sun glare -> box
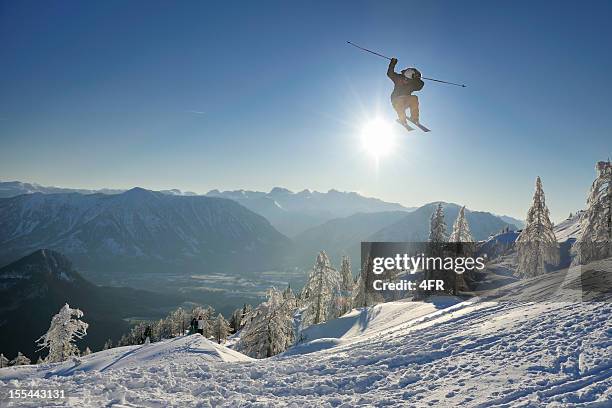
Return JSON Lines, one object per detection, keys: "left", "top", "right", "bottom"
{"left": 361, "top": 118, "right": 395, "bottom": 159}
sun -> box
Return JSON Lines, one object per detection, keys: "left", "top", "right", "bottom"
{"left": 361, "top": 118, "right": 395, "bottom": 159}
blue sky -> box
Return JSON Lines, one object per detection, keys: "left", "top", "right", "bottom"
{"left": 1, "top": 0, "right": 611, "bottom": 221}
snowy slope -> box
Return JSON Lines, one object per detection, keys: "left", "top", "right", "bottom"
{"left": 1, "top": 262, "right": 610, "bottom": 407}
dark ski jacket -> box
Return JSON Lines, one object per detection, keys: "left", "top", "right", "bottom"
{"left": 387, "top": 59, "right": 424, "bottom": 99}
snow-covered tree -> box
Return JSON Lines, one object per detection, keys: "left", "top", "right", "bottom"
{"left": 36, "top": 303, "right": 88, "bottom": 363}
{"left": 213, "top": 313, "right": 230, "bottom": 344}
{"left": 449, "top": 206, "right": 474, "bottom": 242}
{"left": 283, "top": 284, "right": 297, "bottom": 308}
{"left": 516, "top": 177, "right": 559, "bottom": 277}
{"left": 339, "top": 255, "right": 353, "bottom": 314}
{"left": 573, "top": 161, "right": 612, "bottom": 264}
{"left": 82, "top": 347, "right": 91, "bottom": 356}
{"left": 10, "top": 352, "right": 31, "bottom": 366}
{"left": 300, "top": 251, "right": 343, "bottom": 327}
{"left": 167, "top": 307, "right": 189, "bottom": 336}
{"left": 240, "top": 304, "right": 254, "bottom": 330}
{"left": 229, "top": 309, "right": 241, "bottom": 333}
{"left": 0, "top": 353, "right": 9, "bottom": 368}
{"left": 237, "top": 288, "right": 295, "bottom": 358}
{"left": 103, "top": 339, "right": 113, "bottom": 350}
{"left": 429, "top": 203, "right": 448, "bottom": 243}
{"left": 353, "top": 255, "right": 385, "bottom": 308}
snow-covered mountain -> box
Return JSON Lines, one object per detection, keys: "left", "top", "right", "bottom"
{"left": 369, "top": 202, "right": 516, "bottom": 242}
{"left": 206, "top": 187, "right": 414, "bottom": 237}
{"left": 0, "top": 180, "right": 197, "bottom": 198}
{"left": 0, "top": 188, "right": 290, "bottom": 279}
{"left": 0, "top": 249, "right": 182, "bottom": 361}
{"left": 287, "top": 203, "right": 517, "bottom": 271}
{"left": 2, "top": 261, "right": 610, "bottom": 406}
{"left": 0, "top": 180, "right": 124, "bottom": 197}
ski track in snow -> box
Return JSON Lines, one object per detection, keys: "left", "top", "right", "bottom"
{"left": 1, "top": 295, "right": 610, "bottom": 408}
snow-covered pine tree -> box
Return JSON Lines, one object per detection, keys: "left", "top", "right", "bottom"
{"left": 36, "top": 356, "right": 44, "bottom": 365}
{"left": 168, "top": 307, "right": 189, "bottom": 336}
{"left": 516, "top": 177, "right": 559, "bottom": 277}
{"left": 240, "top": 304, "right": 254, "bottom": 330}
{"left": 213, "top": 313, "right": 230, "bottom": 344}
{"left": 339, "top": 255, "right": 353, "bottom": 314}
{"left": 573, "top": 161, "right": 612, "bottom": 264}
{"left": 352, "top": 255, "right": 385, "bottom": 308}
{"left": 447, "top": 206, "right": 475, "bottom": 293}
{"left": 0, "top": 353, "right": 9, "bottom": 368}
{"left": 429, "top": 203, "right": 448, "bottom": 243}
{"left": 237, "top": 288, "right": 295, "bottom": 358}
{"left": 82, "top": 347, "right": 91, "bottom": 356}
{"left": 103, "top": 339, "right": 113, "bottom": 350}
{"left": 300, "top": 251, "right": 343, "bottom": 327}
{"left": 36, "top": 303, "right": 88, "bottom": 363}
{"left": 449, "top": 206, "right": 474, "bottom": 242}
{"left": 10, "top": 352, "right": 31, "bottom": 366}
{"left": 229, "top": 308, "right": 242, "bottom": 333}
{"left": 283, "top": 285, "right": 297, "bottom": 309}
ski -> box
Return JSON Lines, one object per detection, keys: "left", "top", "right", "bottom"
{"left": 407, "top": 118, "right": 430, "bottom": 132}
{"left": 396, "top": 119, "right": 415, "bottom": 132}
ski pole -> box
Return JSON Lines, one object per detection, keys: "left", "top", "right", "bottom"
{"left": 346, "top": 41, "right": 467, "bottom": 88}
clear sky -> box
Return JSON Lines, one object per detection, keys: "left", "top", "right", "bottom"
{"left": 1, "top": 0, "right": 611, "bottom": 221}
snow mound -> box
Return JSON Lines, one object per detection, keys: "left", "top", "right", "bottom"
{"left": 0, "top": 335, "right": 251, "bottom": 382}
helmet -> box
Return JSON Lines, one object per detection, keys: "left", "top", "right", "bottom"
{"left": 401, "top": 68, "right": 420, "bottom": 79}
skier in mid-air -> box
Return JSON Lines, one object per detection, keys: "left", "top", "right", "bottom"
{"left": 387, "top": 57, "right": 424, "bottom": 129}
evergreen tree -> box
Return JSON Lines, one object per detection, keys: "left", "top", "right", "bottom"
{"left": 339, "top": 255, "right": 353, "bottom": 314}
{"left": 168, "top": 307, "right": 189, "bottom": 336}
{"left": 429, "top": 203, "right": 448, "bottom": 242}
{"left": 240, "top": 304, "right": 254, "bottom": 330}
{"left": 516, "top": 177, "right": 559, "bottom": 277}
{"left": 10, "top": 352, "right": 31, "bottom": 366}
{"left": 213, "top": 313, "right": 231, "bottom": 344}
{"left": 573, "top": 161, "right": 612, "bottom": 264}
{"left": 36, "top": 303, "right": 88, "bottom": 363}
{"left": 82, "top": 347, "right": 92, "bottom": 356}
{"left": 237, "top": 288, "right": 295, "bottom": 358}
{"left": 352, "top": 255, "right": 385, "bottom": 308}
{"left": 449, "top": 206, "right": 474, "bottom": 242}
{"left": 0, "top": 353, "right": 9, "bottom": 368}
{"left": 103, "top": 339, "right": 113, "bottom": 350}
{"left": 282, "top": 284, "right": 298, "bottom": 310}
{"left": 300, "top": 251, "right": 343, "bottom": 327}
{"left": 229, "top": 308, "right": 242, "bottom": 333}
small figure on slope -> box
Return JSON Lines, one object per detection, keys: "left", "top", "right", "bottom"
{"left": 387, "top": 58, "right": 424, "bottom": 129}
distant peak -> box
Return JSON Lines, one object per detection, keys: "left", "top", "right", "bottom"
{"left": 124, "top": 187, "right": 154, "bottom": 196}
{"left": 10, "top": 249, "right": 76, "bottom": 281}
{"left": 269, "top": 187, "right": 292, "bottom": 195}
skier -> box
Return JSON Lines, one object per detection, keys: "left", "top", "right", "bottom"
{"left": 197, "top": 317, "right": 205, "bottom": 336}
{"left": 190, "top": 317, "right": 197, "bottom": 334}
{"left": 387, "top": 57, "right": 424, "bottom": 127}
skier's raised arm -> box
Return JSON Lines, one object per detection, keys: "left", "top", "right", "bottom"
{"left": 387, "top": 57, "right": 399, "bottom": 79}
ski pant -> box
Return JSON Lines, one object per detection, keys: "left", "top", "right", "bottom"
{"left": 392, "top": 95, "right": 419, "bottom": 123}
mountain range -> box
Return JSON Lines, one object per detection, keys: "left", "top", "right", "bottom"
{"left": 0, "top": 182, "right": 521, "bottom": 285}
{"left": 291, "top": 202, "right": 517, "bottom": 269}
{"left": 205, "top": 187, "right": 413, "bottom": 237}
{"left": 0, "top": 188, "right": 290, "bottom": 281}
